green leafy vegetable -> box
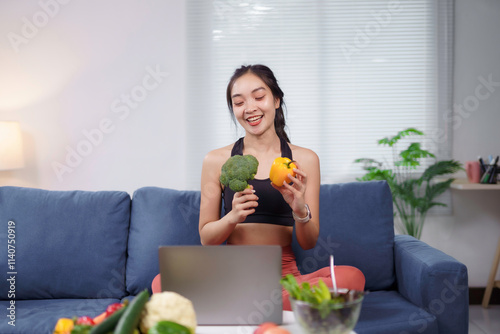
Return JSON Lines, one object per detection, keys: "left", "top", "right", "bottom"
{"left": 281, "top": 274, "right": 365, "bottom": 320}
{"left": 281, "top": 275, "right": 334, "bottom": 305}
{"left": 148, "top": 320, "right": 191, "bottom": 334}
{"left": 71, "top": 324, "right": 93, "bottom": 334}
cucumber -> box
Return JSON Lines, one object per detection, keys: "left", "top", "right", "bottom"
{"left": 148, "top": 320, "right": 191, "bottom": 334}
{"left": 89, "top": 305, "right": 127, "bottom": 334}
{"left": 114, "top": 289, "right": 150, "bottom": 334}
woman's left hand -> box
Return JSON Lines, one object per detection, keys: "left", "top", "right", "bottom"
{"left": 271, "top": 162, "right": 307, "bottom": 217}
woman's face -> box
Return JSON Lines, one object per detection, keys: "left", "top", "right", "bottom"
{"left": 230, "top": 72, "right": 280, "bottom": 136}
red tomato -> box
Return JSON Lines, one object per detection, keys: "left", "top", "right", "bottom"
{"left": 76, "top": 316, "right": 95, "bottom": 326}
{"left": 105, "top": 303, "right": 123, "bottom": 316}
{"left": 264, "top": 327, "right": 291, "bottom": 334}
{"left": 254, "top": 322, "right": 277, "bottom": 334}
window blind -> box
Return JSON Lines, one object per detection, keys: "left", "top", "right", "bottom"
{"left": 185, "top": 0, "right": 453, "bottom": 206}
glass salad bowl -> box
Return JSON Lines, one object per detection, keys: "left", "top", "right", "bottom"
{"left": 289, "top": 289, "right": 365, "bottom": 334}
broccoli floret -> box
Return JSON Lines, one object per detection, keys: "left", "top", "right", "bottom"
{"left": 220, "top": 154, "right": 259, "bottom": 192}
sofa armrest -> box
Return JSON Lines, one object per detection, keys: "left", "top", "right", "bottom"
{"left": 394, "top": 234, "right": 469, "bottom": 334}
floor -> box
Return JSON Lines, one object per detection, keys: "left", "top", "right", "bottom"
{"left": 469, "top": 305, "right": 500, "bottom": 333}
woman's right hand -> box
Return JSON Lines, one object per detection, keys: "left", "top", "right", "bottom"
{"left": 229, "top": 186, "right": 258, "bottom": 224}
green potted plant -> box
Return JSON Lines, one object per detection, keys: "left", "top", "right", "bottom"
{"left": 354, "top": 128, "right": 462, "bottom": 240}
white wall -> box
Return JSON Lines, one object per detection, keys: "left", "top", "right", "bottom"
{"left": 1, "top": 0, "right": 499, "bottom": 287}
{"left": 421, "top": 0, "right": 500, "bottom": 287}
{"left": 0, "top": 0, "right": 187, "bottom": 193}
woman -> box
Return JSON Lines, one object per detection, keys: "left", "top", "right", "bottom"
{"left": 155, "top": 64, "right": 365, "bottom": 310}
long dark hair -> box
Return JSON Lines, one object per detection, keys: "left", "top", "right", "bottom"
{"left": 226, "top": 64, "right": 290, "bottom": 143}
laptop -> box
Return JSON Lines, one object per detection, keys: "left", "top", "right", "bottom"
{"left": 158, "top": 245, "right": 283, "bottom": 325}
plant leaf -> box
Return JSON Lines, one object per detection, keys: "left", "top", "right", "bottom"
{"left": 394, "top": 159, "right": 420, "bottom": 168}
{"left": 422, "top": 160, "right": 463, "bottom": 181}
{"left": 378, "top": 128, "right": 423, "bottom": 147}
{"left": 354, "top": 158, "right": 383, "bottom": 171}
{"left": 392, "top": 179, "right": 425, "bottom": 209}
{"left": 397, "top": 143, "right": 436, "bottom": 168}
{"left": 357, "top": 169, "right": 395, "bottom": 183}
{"left": 425, "top": 179, "right": 454, "bottom": 201}
{"left": 354, "top": 128, "right": 463, "bottom": 240}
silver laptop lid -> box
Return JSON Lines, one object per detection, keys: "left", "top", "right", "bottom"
{"left": 158, "top": 245, "right": 283, "bottom": 325}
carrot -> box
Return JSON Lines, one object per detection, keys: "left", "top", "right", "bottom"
{"left": 92, "top": 311, "right": 107, "bottom": 325}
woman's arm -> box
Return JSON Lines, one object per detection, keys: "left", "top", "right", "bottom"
{"left": 274, "top": 148, "right": 321, "bottom": 250}
{"left": 198, "top": 149, "right": 259, "bottom": 245}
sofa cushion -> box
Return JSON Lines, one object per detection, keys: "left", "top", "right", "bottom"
{"left": 355, "top": 290, "right": 438, "bottom": 334}
{"left": 292, "top": 181, "right": 395, "bottom": 291}
{"left": 127, "top": 187, "right": 202, "bottom": 295}
{"left": 0, "top": 298, "right": 121, "bottom": 334}
{"left": 0, "top": 186, "right": 130, "bottom": 300}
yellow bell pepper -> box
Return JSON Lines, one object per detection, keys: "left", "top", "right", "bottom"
{"left": 53, "top": 318, "right": 74, "bottom": 334}
{"left": 269, "top": 157, "right": 297, "bottom": 186}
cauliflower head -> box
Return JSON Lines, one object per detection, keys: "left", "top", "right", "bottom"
{"left": 220, "top": 154, "right": 259, "bottom": 192}
{"left": 140, "top": 291, "right": 197, "bottom": 334}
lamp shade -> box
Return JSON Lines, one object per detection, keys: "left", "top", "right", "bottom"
{"left": 0, "top": 121, "right": 25, "bottom": 171}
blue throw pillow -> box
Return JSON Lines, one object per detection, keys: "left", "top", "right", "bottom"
{"left": 292, "top": 181, "right": 395, "bottom": 291}
{"left": 126, "top": 187, "right": 202, "bottom": 295}
{"left": 0, "top": 186, "right": 130, "bottom": 300}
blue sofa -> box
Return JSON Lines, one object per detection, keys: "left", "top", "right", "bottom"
{"left": 0, "top": 181, "right": 468, "bottom": 334}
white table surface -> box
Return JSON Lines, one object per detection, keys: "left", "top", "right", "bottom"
{"left": 196, "top": 311, "right": 356, "bottom": 334}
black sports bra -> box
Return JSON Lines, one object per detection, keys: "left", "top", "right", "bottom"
{"left": 222, "top": 137, "right": 294, "bottom": 226}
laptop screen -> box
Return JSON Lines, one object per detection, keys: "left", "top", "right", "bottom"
{"left": 158, "top": 245, "right": 283, "bottom": 325}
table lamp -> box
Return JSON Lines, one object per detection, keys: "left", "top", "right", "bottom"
{"left": 0, "top": 121, "right": 25, "bottom": 171}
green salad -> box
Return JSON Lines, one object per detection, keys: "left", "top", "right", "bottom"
{"left": 280, "top": 274, "right": 364, "bottom": 320}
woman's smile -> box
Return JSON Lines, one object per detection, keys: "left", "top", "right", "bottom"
{"left": 230, "top": 72, "right": 280, "bottom": 135}
{"left": 246, "top": 115, "right": 263, "bottom": 126}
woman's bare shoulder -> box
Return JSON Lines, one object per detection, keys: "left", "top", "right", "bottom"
{"left": 289, "top": 143, "right": 319, "bottom": 163}
{"left": 203, "top": 144, "right": 233, "bottom": 169}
